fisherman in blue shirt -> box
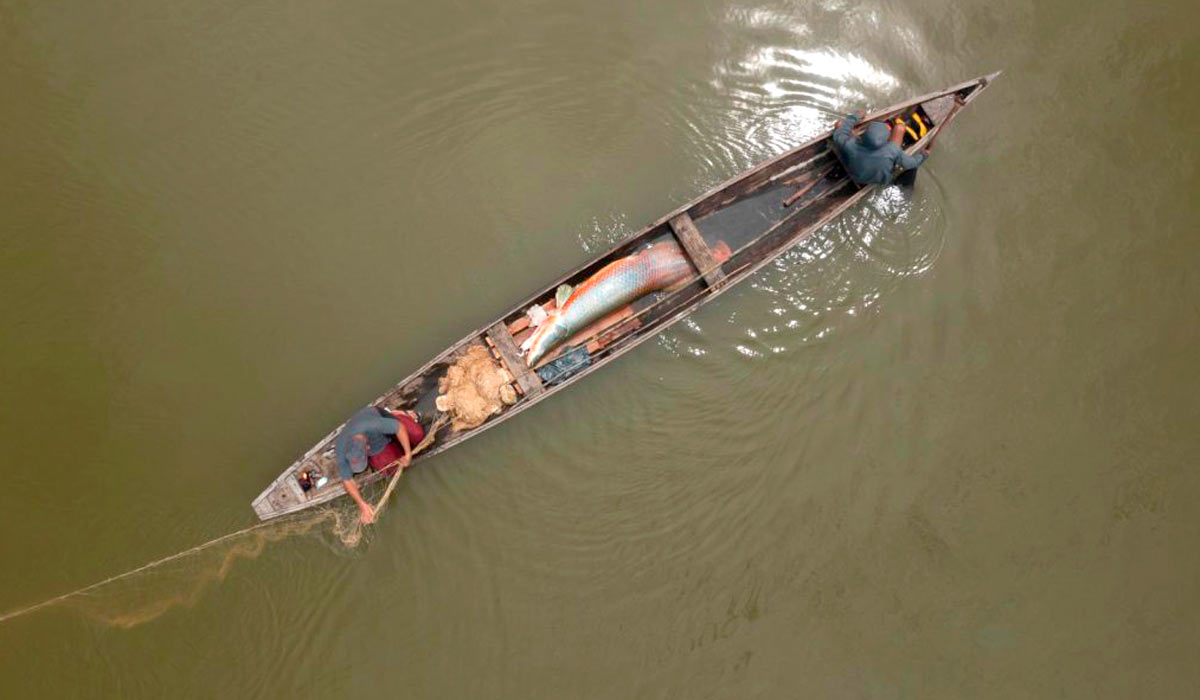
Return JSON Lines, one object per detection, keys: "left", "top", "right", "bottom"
{"left": 831, "top": 109, "right": 931, "bottom": 186}
{"left": 335, "top": 405, "right": 425, "bottom": 524}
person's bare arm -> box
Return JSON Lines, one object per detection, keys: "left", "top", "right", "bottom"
{"left": 343, "top": 479, "right": 375, "bottom": 524}
{"left": 395, "top": 423, "right": 412, "bottom": 468}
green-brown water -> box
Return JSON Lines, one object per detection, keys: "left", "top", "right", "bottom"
{"left": 2, "top": 0, "right": 1198, "bottom": 696}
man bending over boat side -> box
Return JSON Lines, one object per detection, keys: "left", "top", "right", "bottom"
{"left": 335, "top": 406, "right": 426, "bottom": 524}
{"left": 832, "top": 109, "right": 931, "bottom": 186}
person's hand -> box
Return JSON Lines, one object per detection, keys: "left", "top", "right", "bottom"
{"left": 358, "top": 505, "right": 376, "bottom": 525}
{"left": 398, "top": 454, "right": 411, "bottom": 469}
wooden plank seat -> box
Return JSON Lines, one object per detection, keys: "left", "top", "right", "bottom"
{"left": 485, "top": 322, "right": 545, "bottom": 398}
{"left": 668, "top": 212, "right": 727, "bottom": 289}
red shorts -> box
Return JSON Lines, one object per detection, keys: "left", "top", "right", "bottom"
{"left": 368, "top": 413, "right": 426, "bottom": 473}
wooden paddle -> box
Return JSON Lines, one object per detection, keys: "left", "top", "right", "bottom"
{"left": 369, "top": 414, "right": 449, "bottom": 520}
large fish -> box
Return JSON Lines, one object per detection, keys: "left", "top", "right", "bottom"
{"left": 522, "top": 239, "right": 732, "bottom": 366}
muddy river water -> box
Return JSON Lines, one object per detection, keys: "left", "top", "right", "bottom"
{"left": 1, "top": 0, "right": 1197, "bottom": 696}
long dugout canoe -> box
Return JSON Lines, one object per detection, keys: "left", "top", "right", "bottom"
{"left": 253, "top": 72, "right": 1000, "bottom": 520}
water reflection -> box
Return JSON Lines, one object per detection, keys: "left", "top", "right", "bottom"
{"left": 679, "top": 5, "right": 905, "bottom": 182}
{"left": 577, "top": 212, "right": 633, "bottom": 254}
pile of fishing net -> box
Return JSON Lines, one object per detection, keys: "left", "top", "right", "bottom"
{"left": 435, "top": 345, "right": 517, "bottom": 431}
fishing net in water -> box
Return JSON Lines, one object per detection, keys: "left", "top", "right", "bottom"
{"left": 0, "top": 504, "right": 368, "bottom": 629}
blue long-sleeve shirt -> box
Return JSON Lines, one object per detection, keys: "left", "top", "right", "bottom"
{"left": 831, "top": 114, "right": 926, "bottom": 186}
{"left": 334, "top": 406, "right": 400, "bottom": 480}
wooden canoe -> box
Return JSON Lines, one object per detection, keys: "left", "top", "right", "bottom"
{"left": 252, "top": 72, "right": 999, "bottom": 521}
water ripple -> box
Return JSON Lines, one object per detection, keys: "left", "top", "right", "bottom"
{"left": 701, "top": 181, "right": 948, "bottom": 359}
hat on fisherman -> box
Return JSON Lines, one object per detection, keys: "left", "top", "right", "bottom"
{"left": 345, "top": 434, "right": 369, "bottom": 474}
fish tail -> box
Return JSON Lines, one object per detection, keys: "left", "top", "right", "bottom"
{"left": 522, "top": 311, "right": 556, "bottom": 355}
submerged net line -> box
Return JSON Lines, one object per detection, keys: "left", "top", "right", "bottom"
{"left": 0, "top": 411, "right": 449, "bottom": 626}
{"left": 0, "top": 436, "right": 443, "bottom": 628}
{"left": 0, "top": 405, "right": 444, "bottom": 626}
{"left": 0, "top": 506, "right": 367, "bottom": 626}
{"left": 0, "top": 519, "right": 290, "bottom": 624}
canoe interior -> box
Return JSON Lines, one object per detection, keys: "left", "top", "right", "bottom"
{"left": 252, "top": 73, "right": 997, "bottom": 520}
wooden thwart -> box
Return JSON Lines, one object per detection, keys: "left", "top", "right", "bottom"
{"left": 668, "top": 213, "right": 727, "bottom": 289}
{"left": 486, "top": 322, "right": 545, "bottom": 397}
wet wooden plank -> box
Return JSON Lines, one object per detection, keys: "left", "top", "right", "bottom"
{"left": 486, "top": 322, "right": 545, "bottom": 397}
{"left": 669, "top": 212, "right": 727, "bottom": 289}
